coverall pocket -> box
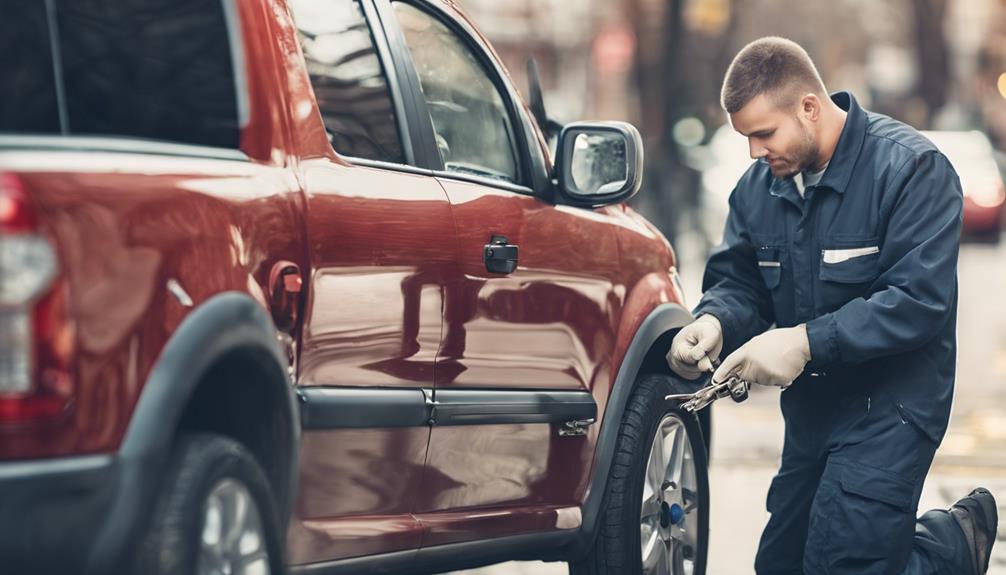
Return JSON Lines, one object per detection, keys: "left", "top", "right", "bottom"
{"left": 819, "top": 242, "right": 880, "bottom": 284}
{"left": 806, "top": 461, "right": 917, "bottom": 573}
{"left": 756, "top": 247, "right": 783, "bottom": 289}
{"left": 837, "top": 462, "right": 913, "bottom": 512}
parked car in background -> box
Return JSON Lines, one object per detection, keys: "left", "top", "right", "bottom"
{"left": 0, "top": 1, "right": 711, "bottom": 574}
{"left": 922, "top": 130, "right": 1006, "bottom": 242}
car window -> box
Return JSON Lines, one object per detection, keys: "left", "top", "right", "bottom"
{"left": 0, "top": 0, "right": 242, "bottom": 149}
{"left": 392, "top": 3, "right": 520, "bottom": 184}
{"left": 0, "top": 2, "right": 60, "bottom": 134}
{"left": 289, "top": 0, "right": 405, "bottom": 164}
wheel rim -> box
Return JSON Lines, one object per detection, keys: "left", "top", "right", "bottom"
{"left": 640, "top": 413, "right": 699, "bottom": 575}
{"left": 197, "top": 478, "right": 271, "bottom": 575}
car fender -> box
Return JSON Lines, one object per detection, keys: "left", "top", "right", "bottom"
{"left": 570, "top": 286, "right": 695, "bottom": 557}
{"left": 86, "top": 292, "right": 299, "bottom": 573}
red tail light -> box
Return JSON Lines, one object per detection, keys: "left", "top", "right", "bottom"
{"left": 0, "top": 173, "right": 74, "bottom": 423}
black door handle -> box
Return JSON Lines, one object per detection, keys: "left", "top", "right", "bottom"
{"left": 483, "top": 235, "right": 518, "bottom": 274}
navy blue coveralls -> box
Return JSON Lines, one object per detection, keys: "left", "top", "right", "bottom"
{"left": 694, "top": 92, "right": 969, "bottom": 574}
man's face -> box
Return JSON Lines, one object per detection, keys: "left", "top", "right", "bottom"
{"left": 729, "top": 93, "right": 818, "bottom": 178}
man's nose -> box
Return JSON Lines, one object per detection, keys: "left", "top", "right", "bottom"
{"left": 749, "top": 141, "right": 767, "bottom": 159}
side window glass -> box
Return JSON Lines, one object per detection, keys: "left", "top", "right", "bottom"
{"left": 1, "top": 0, "right": 241, "bottom": 149}
{"left": 289, "top": 0, "right": 405, "bottom": 164}
{"left": 392, "top": 3, "right": 519, "bottom": 184}
{"left": 0, "top": 2, "right": 60, "bottom": 134}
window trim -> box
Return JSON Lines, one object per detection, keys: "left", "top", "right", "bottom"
{"left": 377, "top": 0, "right": 539, "bottom": 195}
{"left": 346, "top": 157, "right": 534, "bottom": 197}
{"left": 221, "top": 0, "right": 251, "bottom": 130}
{"left": 343, "top": 156, "right": 433, "bottom": 176}
{"left": 356, "top": 0, "right": 417, "bottom": 166}
{"left": 366, "top": 0, "right": 442, "bottom": 169}
{"left": 433, "top": 170, "right": 536, "bottom": 196}
{"left": 0, "top": 134, "right": 251, "bottom": 162}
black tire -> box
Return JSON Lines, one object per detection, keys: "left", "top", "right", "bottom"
{"left": 571, "top": 373, "right": 710, "bottom": 575}
{"left": 697, "top": 405, "right": 712, "bottom": 467}
{"left": 133, "top": 433, "right": 284, "bottom": 575}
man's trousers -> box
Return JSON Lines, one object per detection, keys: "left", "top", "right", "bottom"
{"left": 754, "top": 377, "right": 971, "bottom": 574}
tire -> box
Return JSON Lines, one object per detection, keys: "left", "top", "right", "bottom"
{"left": 133, "top": 433, "right": 284, "bottom": 575}
{"left": 697, "top": 406, "right": 712, "bottom": 467}
{"left": 571, "top": 373, "right": 710, "bottom": 575}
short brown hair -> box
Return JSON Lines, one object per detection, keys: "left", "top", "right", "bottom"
{"left": 720, "top": 37, "right": 826, "bottom": 113}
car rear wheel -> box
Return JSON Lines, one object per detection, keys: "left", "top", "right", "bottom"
{"left": 133, "top": 433, "right": 283, "bottom": 575}
{"left": 571, "top": 373, "right": 709, "bottom": 575}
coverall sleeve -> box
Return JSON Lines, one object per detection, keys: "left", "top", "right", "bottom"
{"left": 692, "top": 190, "right": 775, "bottom": 356}
{"left": 805, "top": 151, "right": 963, "bottom": 368}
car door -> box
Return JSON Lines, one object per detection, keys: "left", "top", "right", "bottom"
{"left": 284, "top": 0, "right": 451, "bottom": 564}
{"left": 383, "top": 0, "right": 624, "bottom": 546}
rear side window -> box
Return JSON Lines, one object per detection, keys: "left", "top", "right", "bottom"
{"left": 0, "top": 0, "right": 243, "bottom": 149}
{"left": 0, "top": 1, "right": 61, "bottom": 133}
{"left": 288, "top": 0, "right": 405, "bottom": 164}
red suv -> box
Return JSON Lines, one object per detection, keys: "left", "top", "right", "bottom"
{"left": 0, "top": 1, "right": 710, "bottom": 574}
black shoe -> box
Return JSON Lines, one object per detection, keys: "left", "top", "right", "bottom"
{"left": 950, "top": 487, "right": 998, "bottom": 574}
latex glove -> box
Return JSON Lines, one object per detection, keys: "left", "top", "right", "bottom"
{"left": 713, "top": 325, "right": 811, "bottom": 388}
{"left": 668, "top": 315, "right": 724, "bottom": 380}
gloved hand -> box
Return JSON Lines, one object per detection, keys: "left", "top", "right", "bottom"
{"left": 713, "top": 325, "right": 811, "bottom": 388}
{"left": 668, "top": 315, "right": 723, "bottom": 380}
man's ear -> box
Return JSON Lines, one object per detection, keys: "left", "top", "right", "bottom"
{"left": 800, "top": 93, "right": 821, "bottom": 122}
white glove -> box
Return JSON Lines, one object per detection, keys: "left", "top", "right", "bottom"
{"left": 668, "top": 315, "right": 724, "bottom": 380}
{"left": 713, "top": 325, "right": 811, "bottom": 388}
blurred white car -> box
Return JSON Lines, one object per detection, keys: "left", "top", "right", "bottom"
{"left": 922, "top": 130, "right": 1005, "bottom": 241}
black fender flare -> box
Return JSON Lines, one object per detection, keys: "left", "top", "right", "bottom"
{"left": 568, "top": 302, "right": 694, "bottom": 558}
{"left": 86, "top": 292, "right": 299, "bottom": 573}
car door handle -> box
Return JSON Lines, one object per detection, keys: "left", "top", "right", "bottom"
{"left": 483, "top": 235, "right": 518, "bottom": 274}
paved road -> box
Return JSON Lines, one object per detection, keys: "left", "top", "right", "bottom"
{"left": 445, "top": 238, "right": 1006, "bottom": 574}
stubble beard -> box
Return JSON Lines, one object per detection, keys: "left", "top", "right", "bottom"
{"left": 769, "top": 127, "right": 819, "bottom": 179}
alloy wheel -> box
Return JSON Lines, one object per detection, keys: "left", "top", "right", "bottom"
{"left": 197, "top": 478, "right": 271, "bottom": 575}
{"left": 640, "top": 413, "right": 699, "bottom": 575}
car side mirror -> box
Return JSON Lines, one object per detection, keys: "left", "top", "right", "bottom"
{"left": 556, "top": 121, "right": 643, "bottom": 207}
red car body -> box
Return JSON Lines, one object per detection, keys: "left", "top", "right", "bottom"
{"left": 0, "top": 0, "right": 699, "bottom": 572}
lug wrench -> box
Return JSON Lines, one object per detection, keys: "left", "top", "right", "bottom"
{"left": 666, "top": 357, "right": 750, "bottom": 413}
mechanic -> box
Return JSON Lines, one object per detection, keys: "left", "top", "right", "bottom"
{"left": 669, "top": 37, "right": 997, "bottom": 574}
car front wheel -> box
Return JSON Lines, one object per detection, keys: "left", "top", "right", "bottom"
{"left": 571, "top": 373, "right": 709, "bottom": 575}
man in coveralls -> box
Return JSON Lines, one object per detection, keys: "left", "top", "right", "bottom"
{"left": 669, "top": 37, "right": 998, "bottom": 574}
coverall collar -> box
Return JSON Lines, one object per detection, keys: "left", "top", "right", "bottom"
{"left": 769, "top": 91, "right": 867, "bottom": 200}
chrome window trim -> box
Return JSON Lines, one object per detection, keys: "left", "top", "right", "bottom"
{"left": 221, "top": 0, "right": 250, "bottom": 129}
{"left": 0, "top": 135, "right": 251, "bottom": 162}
